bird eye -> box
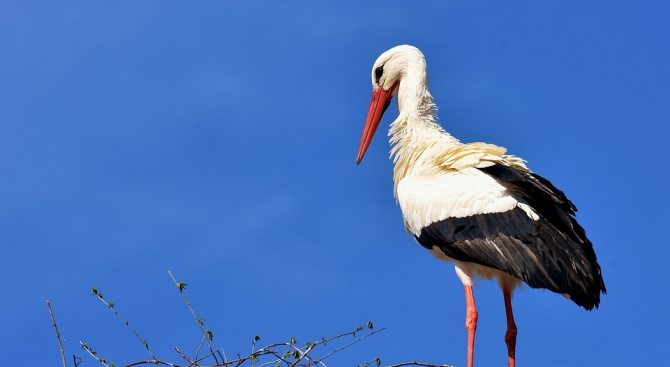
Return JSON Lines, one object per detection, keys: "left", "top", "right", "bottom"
{"left": 375, "top": 66, "right": 384, "bottom": 84}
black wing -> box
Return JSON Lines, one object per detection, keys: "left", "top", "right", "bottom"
{"left": 416, "top": 164, "right": 606, "bottom": 310}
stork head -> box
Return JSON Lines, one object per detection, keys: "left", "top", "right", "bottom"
{"left": 356, "top": 45, "right": 425, "bottom": 164}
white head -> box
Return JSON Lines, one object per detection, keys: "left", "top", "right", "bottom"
{"left": 370, "top": 45, "right": 426, "bottom": 94}
{"left": 356, "top": 45, "right": 429, "bottom": 164}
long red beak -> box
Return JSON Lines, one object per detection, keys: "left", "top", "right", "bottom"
{"left": 356, "top": 84, "right": 396, "bottom": 165}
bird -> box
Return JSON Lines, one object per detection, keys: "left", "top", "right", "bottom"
{"left": 355, "top": 45, "right": 606, "bottom": 367}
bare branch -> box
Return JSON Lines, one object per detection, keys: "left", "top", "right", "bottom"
{"left": 318, "top": 326, "right": 387, "bottom": 363}
{"left": 383, "top": 362, "right": 454, "bottom": 367}
{"left": 287, "top": 342, "right": 315, "bottom": 367}
{"left": 123, "top": 360, "right": 179, "bottom": 367}
{"left": 174, "top": 346, "right": 196, "bottom": 365}
{"left": 90, "top": 287, "right": 158, "bottom": 361}
{"left": 80, "top": 342, "right": 113, "bottom": 367}
{"left": 168, "top": 270, "right": 221, "bottom": 364}
{"left": 47, "top": 300, "right": 68, "bottom": 367}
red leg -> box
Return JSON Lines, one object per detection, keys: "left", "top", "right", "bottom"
{"left": 503, "top": 287, "right": 517, "bottom": 367}
{"left": 464, "top": 285, "right": 478, "bottom": 367}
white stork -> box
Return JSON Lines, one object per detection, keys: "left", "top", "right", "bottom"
{"left": 356, "top": 45, "right": 606, "bottom": 367}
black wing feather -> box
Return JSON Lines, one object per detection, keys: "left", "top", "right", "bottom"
{"left": 416, "top": 164, "right": 606, "bottom": 310}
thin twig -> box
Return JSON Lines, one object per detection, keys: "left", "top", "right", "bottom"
{"left": 215, "top": 349, "right": 228, "bottom": 365}
{"left": 256, "top": 351, "right": 293, "bottom": 367}
{"left": 195, "top": 332, "right": 208, "bottom": 361}
{"left": 250, "top": 336, "right": 260, "bottom": 367}
{"left": 190, "top": 349, "right": 222, "bottom": 366}
{"left": 80, "top": 342, "right": 110, "bottom": 367}
{"left": 384, "top": 362, "right": 454, "bottom": 367}
{"left": 288, "top": 343, "right": 315, "bottom": 367}
{"left": 91, "top": 288, "right": 159, "bottom": 361}
{"left": 318, "top": 327, "right": 387, "bottom": 363}
{"left": 123, "top": 360, "right": 179, "bottom": 367}
{"left": 228, "top": 349, "right": 282, "bottom": 367}
{"left": 175, "top": 346, "right": 196, "bottom": 365}
{"left": 47, "top": 300, "right": 68, "bottom": 367}
{"left": 168, "top": 270, "right": 220, "bottom": 364}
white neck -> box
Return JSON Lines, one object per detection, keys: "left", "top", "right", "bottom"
{"left": 388, "top": 63, "right": 460, "bottom": 196}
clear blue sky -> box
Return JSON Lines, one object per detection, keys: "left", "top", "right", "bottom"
{"left": 2, "top": 1, "right": 668, "bottom": 366}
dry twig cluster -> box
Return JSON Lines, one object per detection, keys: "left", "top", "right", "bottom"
{"left": 47, "top": 271, "right": 453, "bottom": 367}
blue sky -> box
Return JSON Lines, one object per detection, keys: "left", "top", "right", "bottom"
{"left": 2, "top": 1, "right": 669, "bottom": 366}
